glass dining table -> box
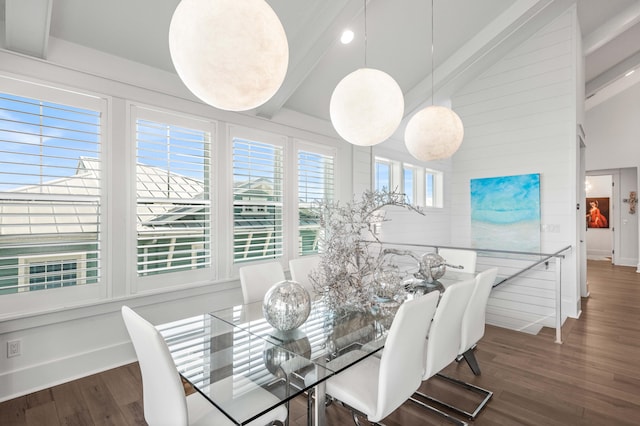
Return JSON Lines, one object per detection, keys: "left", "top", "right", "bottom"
{"left": 157, "top": 270, "right": 476, "bottom": 426}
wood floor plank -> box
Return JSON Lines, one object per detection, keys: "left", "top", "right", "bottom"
{"left": 0, "top": 259, "right": 639, "bottom": 425}
{"left": 0, "top": 396, "right": 27, "bottom": 426}
{"left": 25, "top": 401, "right": 60, "bottom": 426}
{"left": 76, "top": 373, "right": 128, "bottom": 426}
{"left": 50, "top": 379, "right": 94, "bottom": 425}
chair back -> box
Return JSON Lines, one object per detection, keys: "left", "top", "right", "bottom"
{"left": 438, "top": 248, "right": 478, "bottom": 273}
{"left": 288, "top": 255, "right": 320, "bottom": 294}
{"left": 239, "top": 261, "right": 286, "bottom": 304}
{"left": 460, "top": 268, "right": 498, "bottom": 354}
{"left": 423, "top": 278, "right": 475, "bottom": 380}
{"left": 121, "top": 306, "right": 188, "bottom": 426}
{"left": 375, "top": 291, "right": 440, "bottom": 420}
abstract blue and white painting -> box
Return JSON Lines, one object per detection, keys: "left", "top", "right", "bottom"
{"left": 470, "top": 173, "right": 540, "bottom": 252}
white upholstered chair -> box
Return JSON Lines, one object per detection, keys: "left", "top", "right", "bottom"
{"left": 422, "top": 268, "right": 498, "bottom": 421}
{"left": 288, "top": 255, "right": 320, "bottom": 295}
{"left": 438, "top": 248, "right": 478, "bottom": 273}
{"left": 458, "top": 267, "right": 499, "bottom": 375}
{"left": 410, "top": 278, "right": 475, "bottom": 425}
{"left": 239, "top": 261, "right": 286, "bottom": 304}
{"left": 121, "top": 306, "right": 287, "bottom": 426}
{"left": 324, "top": 291, "right": 440, "bottom": 425}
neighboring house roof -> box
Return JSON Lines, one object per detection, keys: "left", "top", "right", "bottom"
{"left": 0, "top": 158, "right": 317, "bottom": 238}
{"left": 0, "top": 157, "right": 206, "bottom": 237}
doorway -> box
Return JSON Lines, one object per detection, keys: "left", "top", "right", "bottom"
{"left": 585, "top": 174, "right": 613, "bottom": 262}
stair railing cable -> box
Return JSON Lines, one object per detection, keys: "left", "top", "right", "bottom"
{"left": 370, "top": 241, "right": 572, "bottom": 343}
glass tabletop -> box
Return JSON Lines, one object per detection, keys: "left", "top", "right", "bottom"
{"left": 157, "top": 313, "right": 329, "bottom": 425}
{"left": 158, "top": 269, "right": 477, "bottom": 425}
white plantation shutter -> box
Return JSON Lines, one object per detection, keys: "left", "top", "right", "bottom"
{"left": 298, "top": 149, "right": 334, "bottom": 255}
{"left": 0, "top": 91, "right": 102, "bottom": 294}
{"left": 135, "top": 110, "right": 212, "bottom": 277}
{"left": 233, "top": 138, "right": 284, "bottom": 262}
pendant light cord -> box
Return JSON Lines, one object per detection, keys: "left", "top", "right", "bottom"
{"left": 364, "top": 0, "right": 368, "bottom": 67}
{"left": 431, "top": 0, "right": 434, "bottom": 106}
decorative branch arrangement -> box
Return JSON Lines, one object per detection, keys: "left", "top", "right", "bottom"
{"left": 309, "top": 189, "right": 424, "bottom": 310}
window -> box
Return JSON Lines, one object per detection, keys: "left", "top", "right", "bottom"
{"left": 135, "top": 108, "right": 212, "bottom": 277}
{"left": 374, "top": 158, "right": 392, "bottom": 192}
{"left": 298, "top": 147, "right": 335, "bottom": 255}
{"left": 374, "top": 156, "right": 443, "bottom": 208}
{"left": 0, "top": 87, "right": 102, "bottom": 295}
{"left": 425, "top": 168, "right": 443, "bottom": 208}
{"left": 403, "top": 165, "right": 417, "bottom": 204}
{"left": 19, "top": 254, "right": 85, "bottom": 291}
{"left": 233, "top": 137, "right": 284, "bottom": 262}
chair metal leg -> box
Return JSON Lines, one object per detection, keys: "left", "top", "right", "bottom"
{"left": 416, "top": 373, "right": 493, "bottom": 420}
{"left": 409, "top": 395, "right": 468, "bottom": 426}
{"left": 461, "top": 348, "right": 481, "bottom": 376}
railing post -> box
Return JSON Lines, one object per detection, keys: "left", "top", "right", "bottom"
{"left": 555, "top": 256, "right": 562, "bottom": 344}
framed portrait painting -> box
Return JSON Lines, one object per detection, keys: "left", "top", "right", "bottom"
{"left": 586, "top": 197, "right": 609, "bottom": 228}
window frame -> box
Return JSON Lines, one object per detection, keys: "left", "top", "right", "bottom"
{"left": 130, "top": 104, "right": 216, "bottom": 293}
{"left": 228, "top": 126, "right": 288, "bottom": 275}
{"left": 0, "top": 75, "right": 108, "bottom": 314}
{"left": 294, "top": 140, "right": 337, "bottom": 257}
{"left": 374, "top": 155, "right": 444, "bottom": 208}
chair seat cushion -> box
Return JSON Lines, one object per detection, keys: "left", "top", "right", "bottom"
{"left": 325, "top": 351, "right": 380, "bottom": 419}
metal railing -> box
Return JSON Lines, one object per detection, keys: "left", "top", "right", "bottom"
{"left": 375, "top": 242, "right": 572, "bottom": 344}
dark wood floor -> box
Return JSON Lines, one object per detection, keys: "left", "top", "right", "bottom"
{"left": 2, "top": 260, "right": 639, "bottom": 425}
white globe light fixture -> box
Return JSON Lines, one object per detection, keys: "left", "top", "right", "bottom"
{"left": 404, "top": 0, "right": 464, "bottom": 162}
{"left": 330, "top": 68, "right": 404, "bottom": 146}
{"left": 404, "top": 105, "right": 464, "bottom": 161}
{"left": 169, "top": 0, "right": 289, "bottom": 111}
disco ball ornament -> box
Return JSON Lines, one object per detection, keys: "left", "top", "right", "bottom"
{"left": 263, "top": 280, "right": 311, "bottom": 331}
{"left": 263, "top": 329, "right": 311, "bottom": 377}
{"left": 418, "top": 252, "right": 446, "bottom": 283}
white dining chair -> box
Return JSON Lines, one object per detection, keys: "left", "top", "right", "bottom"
{"left": 239, "top": 261, "right": 286, "bottom": 304}
{"left": 410, "top": 278, "right": 475, "bottom": 425}
{"left": 323, "top": 291, "right": 440, "bottom": 425}
{"left": 438, "top": 248, "right": 478, "bottom": 273}
{"left": 426, "top": 268, "right": 498, "bottom": 420}
{"left": 288, "top": 255, "right": 320, "bottom": 295}
{"left": 459, "top": 267, "right": 499, "bottom": 375}
{"left": 121, "top": 306, "right": 287, "bottom": 426}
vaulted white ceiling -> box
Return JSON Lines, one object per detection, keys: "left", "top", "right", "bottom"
{"left": 1, "top": 0, "right": 639, "bottom": 120}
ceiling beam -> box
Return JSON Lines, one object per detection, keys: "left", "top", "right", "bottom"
{"left": 4, "top": 0, "right": 52, "bottom": 59}
{"left": 255, "top": 0, "right": 364, "bottom": 120}
{"left": 586, "top": 50, "right": 640, "bottom": 97}
{"left": 583, "top": 1, "right": 640, "bottom": 55}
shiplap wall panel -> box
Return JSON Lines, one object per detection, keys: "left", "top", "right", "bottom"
{"left": 352, "top": 145, "right": 372, "bottom": 196}
{"left": 451, "top": 8, "right": 578, "bottom": 331}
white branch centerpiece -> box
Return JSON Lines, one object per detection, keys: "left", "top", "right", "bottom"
{"left": 309, "top": 189, "right": 424, "bottom": 310}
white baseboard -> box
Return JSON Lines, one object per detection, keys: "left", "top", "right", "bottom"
{"left": 0, "top": 341, "right": 134, "bottom": 403}
{"left": 613, "top": 257, "right": 637, "bottom": 267}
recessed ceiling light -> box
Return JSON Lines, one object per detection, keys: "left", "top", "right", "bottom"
{"left": 340, "top": 29, "right": 354, "bottom": 44}
{"left": 625, "top": 69, "right": 635, "bottom": 77}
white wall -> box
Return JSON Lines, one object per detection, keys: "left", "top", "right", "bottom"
{"left": 585, "top": 174, "right": 613, "bottom": 259}
{"left": 585, "top": 78, "right": 640, "bottom": 271}
{"left": 451, "top": 7, "right": 581, "bottom": 322}
{"left": 618, "top": 168, "right": 639, "bottom": 266}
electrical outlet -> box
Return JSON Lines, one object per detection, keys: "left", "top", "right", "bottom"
{"left": 7, "top": 340, "right": 21, "bottom": 358}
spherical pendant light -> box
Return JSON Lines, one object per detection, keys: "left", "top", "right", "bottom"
{"left": 330, "top": 68, "right": 404, "bottom": 146}
{"left": 404, "top": 105, "right": 464, "bottom": 161}
{"left": 169, "top": 0, "right": 289, "bottom": 111}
